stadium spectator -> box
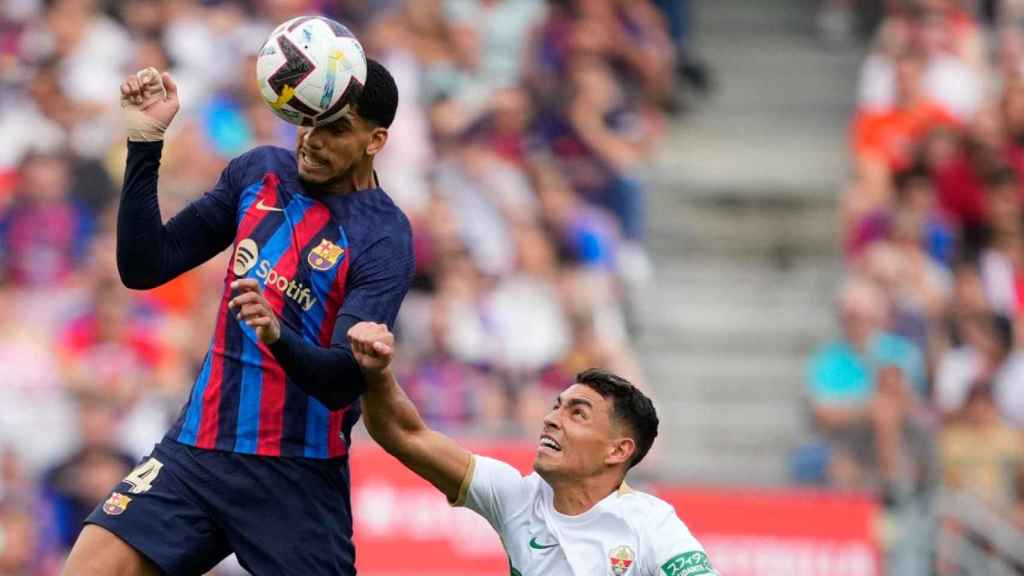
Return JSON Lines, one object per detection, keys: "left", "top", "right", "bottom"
{"left": 800, "top": 277, "right": 927, "bottom": 487}
{"left": 444, "top": 0, "right": 546, "bottom": 97}
{"left": 0, "top": 150, "right": 93, "bottom": 289}
{"left": 397, "top": 295, "right": 496, "bottom": 431}
{"left": 362, "top": 12, "right": 435, "bottom": 213}
{"left": 0, "top": 502, "right": 46, "bottom": 576}
{"left": 40, "top": 392, "right": 135, "bottom": 552}
{"left": 1003, "top": 76, "right": 1024, "bottom": 163}
{"left": 977, "top": 166, "right": 1024, "bottom": 318}
{"left": 857, "top": 225, "right": 952, "bottom": 358}
{"left": 26, "top": 0, "right": 130, "bottom": 159}
{"left": 55, "top": 275, "right": 174, "bottom": 458}
{"left": 940, "top": 381, "right": 1023, "bottom": 511}
{"left": 828, "top": 0, "right": 1024, "bottom": 567}
{"left": 929, "top": 109, "right": 1004, "bottom": 238}
{"left": 0, "top": 58, "right": 70, "bottom": 173}
{"left": 533, "top": 159, "right": 620, "bottom": 269}
{"left": 849, "top": 165, "right": 956, "bottom": 267}
{"left": 870, "top": 363, "right": 938, "bottom": 576}
{"left": 935, "top": 308, "right": 1024, "bottom": 418}
{"left": 849, "top": 48, "right": 957, "bottom": 219}
{"left": 807, "top": 277, "right": 926, "bottom": 414}
{"left": 490, "top": 223, "right": 572, "bottom": 372}
{"left": 56, "top": 278, "right": 164, "bottom": 402}
{"left": 868, "top": 365, "right": 936, "bottom": 499}
{"left": 850, "top": 164, "right": 956, "bottom": 363}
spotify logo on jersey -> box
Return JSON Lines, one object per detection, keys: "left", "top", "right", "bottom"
{"left": 233, "top": 239, "right": 259, "bottom": 276}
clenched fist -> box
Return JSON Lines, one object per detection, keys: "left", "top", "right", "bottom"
{"left": 347, "top": 322, "right": 395, "bottom": 376}
{"left": 120, "top": 67, "right": 179, "bottom": 141}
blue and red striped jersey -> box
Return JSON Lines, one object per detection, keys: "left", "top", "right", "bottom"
{"left": 165, "top": 146, "right": 413, "bottom": 458}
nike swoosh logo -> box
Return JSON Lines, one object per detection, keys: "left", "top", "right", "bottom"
{"left": 529, "top": 537, "right": 558, "bottom": 550}
{"left": 256, "top": 200, "right": 284, "bottom": 212}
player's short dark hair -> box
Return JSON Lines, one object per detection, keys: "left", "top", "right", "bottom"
{"left": 356, "top": 58, "right": 398, "bottom": 129}
{"left": 576, "top": 369, "right": 658, "bottom": 469}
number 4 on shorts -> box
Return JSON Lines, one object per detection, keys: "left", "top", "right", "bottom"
{"left": 123, "top": 458, "right": 164, "bottom": 494}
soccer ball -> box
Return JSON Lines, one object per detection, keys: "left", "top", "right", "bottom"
{"left": 256, "top": 16, "right": 367, "bottom": 126}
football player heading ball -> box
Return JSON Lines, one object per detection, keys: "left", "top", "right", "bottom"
{"left": 63, "top": 17, "right": 414, "bottom": 576}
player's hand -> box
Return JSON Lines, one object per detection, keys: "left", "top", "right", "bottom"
{"left": 120, "top": 67, "right": 179, "bottom": 141}
{"left": 228, "top": 279, "right": 281, "bottom": 344}
{"left": 347, "top": 322, "right": 395, "bottom": 376}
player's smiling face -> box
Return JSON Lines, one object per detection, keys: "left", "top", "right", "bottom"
{"left": 534, "top": 384, "right": 624, "bottom": 482}
{"left": 295, "top": 108, "right": 376, "bottom": 188}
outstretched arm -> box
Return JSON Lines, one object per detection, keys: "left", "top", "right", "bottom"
{"left": 348, "top": 322, "right": 472, "bottom": 503}
{"left": 116, "top": 142, "right": 238, "bottom": 289}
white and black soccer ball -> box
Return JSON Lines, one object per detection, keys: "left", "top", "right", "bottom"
{"left": 256, "top": 16, "right": 367, "bottom": 126}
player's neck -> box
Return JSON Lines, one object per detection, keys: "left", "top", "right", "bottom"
{"left": 347, "top": 161, "right": 376, "bottom": 192}
{"left": 319, "top": 162, "right": 376, "bottom": 195}
{"left": 549, "top": 476, "right": 619, "bottom": 516}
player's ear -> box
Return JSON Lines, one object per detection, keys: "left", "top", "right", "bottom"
{"left": 606, "top": 437, "right": 635, "bottom": 467}
{"left": 366, "top": 126, "right": 388, "bottom": 157}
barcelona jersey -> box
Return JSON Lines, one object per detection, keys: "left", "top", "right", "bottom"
{"left": 163, "top": 146, "right": 413, "bottom": 458}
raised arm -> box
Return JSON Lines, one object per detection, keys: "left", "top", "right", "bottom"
{"left": 348, "top": 322, "right": 472, "bottom": 504}
{"left": 116, "top": 143, "right": 238, "bottom": 289}
{"left": 116, "top": 68, "right": 238, "bottom": 289}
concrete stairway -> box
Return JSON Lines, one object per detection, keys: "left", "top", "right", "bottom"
{"left": 639, "top": 0, "right": 862, "bottom": 484}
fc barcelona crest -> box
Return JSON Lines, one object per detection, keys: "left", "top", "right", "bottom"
{"left": 609, "top": 545, "right": 635, "bottom": 576}
{"left": 103, "top": 492, "right": 132, "bottom": 516}
{"left": 308, "top": 239, "right": 344, "bottom": 271}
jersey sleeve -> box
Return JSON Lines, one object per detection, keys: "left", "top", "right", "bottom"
{"left": 116, "top": 141, "right": 244, "bottom": 289}
{"left": 641, "top": 506, "right": 718, "bottom": 576}
{"left": 189, "top": 149, "right": 246, "bottom": 234}
{"left": 456, "top": 455, "right": 530, "bottom": 534}
{"left": 335, "top": 220, "right": 415, "bottom": 329}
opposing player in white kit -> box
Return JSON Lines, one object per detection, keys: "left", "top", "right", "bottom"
{"left": 347, "top": 322, "right": 718, "bottom": 576}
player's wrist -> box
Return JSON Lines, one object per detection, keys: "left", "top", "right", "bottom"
{"left": 124, "top": 111, "right": 168, "bottom": 142}
{"left": 361, "top": 366, "right": 393, "bottom": 386}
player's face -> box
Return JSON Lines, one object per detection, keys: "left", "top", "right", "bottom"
{"left": 534, "top": 384, "right": 618, "bottom": 482}
{"left": 295, "top": 109, "right": 373, "bottom": 187}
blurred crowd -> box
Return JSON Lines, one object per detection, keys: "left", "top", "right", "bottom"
{"left": 0, "top": 0, "right": 701, "bottom": 572}
{"left": 801, "top": 0, "right": 1024, "bottom": 573}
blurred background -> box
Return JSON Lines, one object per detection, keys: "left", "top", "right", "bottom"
{"left": 2, "top": 0, "right": 1024, "bottom": 574}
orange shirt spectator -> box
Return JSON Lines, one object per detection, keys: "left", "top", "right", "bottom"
{"left": 853, "top": 101, "right": 956, "bottom": 172}
{"left": 852, "top": 48, "right": 958, "bottom": 173}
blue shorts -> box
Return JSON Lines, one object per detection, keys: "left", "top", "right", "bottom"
{"left": 85, "top": 438, "right": 354, "bottom": 575}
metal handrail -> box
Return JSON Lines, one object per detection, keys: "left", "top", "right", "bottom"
{"left": 934, "top": 488, "right": 1024, "bottom": 572}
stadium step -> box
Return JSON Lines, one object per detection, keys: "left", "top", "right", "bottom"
{"left": 635, "top": 259, "right": 840, "bottom": 356}
{"left": 638, "top": 0, "right": 860, "bottom": 486}
{"left": 652, "top": 445, "right": 793, "bottom": 485}
{"left": 651, "top": 0, "right": 859, "bottom": 200}
{"left": 645, "top": 351, "right": 808, "bottom": 403}
{"left": 646, "top": 195, "right": 841, "bottom": 261}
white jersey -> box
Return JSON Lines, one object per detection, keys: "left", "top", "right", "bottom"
{"left": 454, "top": 455, "right": 718, "bottom": 576}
